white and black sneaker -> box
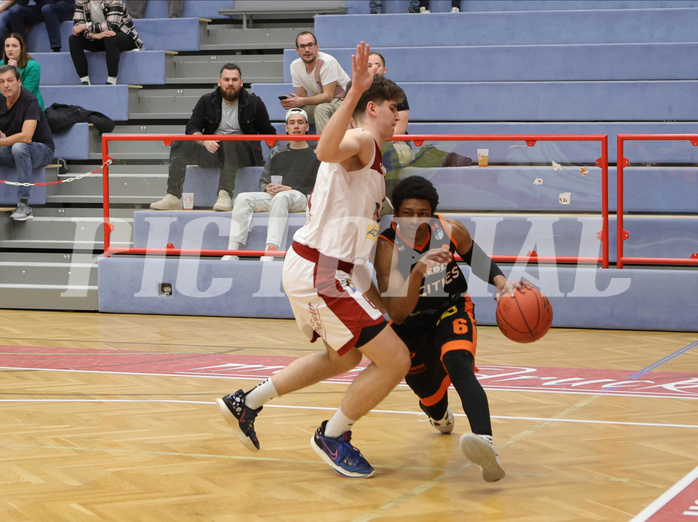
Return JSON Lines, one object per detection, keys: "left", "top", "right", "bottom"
{"left": 217, "top": 389, "right": 262, "bottom": 452}
{"left": 460, "top": 433, "right": 505, "bottom": 482}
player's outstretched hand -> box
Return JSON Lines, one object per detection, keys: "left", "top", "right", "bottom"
{"left": 350, "top": 41, "right": 376, "bottom": 95}
{"left": 494, "top": 279, "right": 534, "bottom": 301}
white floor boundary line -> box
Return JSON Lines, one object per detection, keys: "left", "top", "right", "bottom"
{"left": 629, "top": 465, "right": 698, "bottom": 521}
{"left": 1, "top": 398, "right": 697, "bottom": 430}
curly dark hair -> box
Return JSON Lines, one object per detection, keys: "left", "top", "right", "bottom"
{"left": 390, "top": 175, "right": 439, "bottom": 215}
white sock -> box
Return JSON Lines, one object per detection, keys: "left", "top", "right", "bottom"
{"left": 245, "top": 379, "right": 278, "bottom": 410}
{"left": 107, "top": 76, "right": 117, "bottom": 85}
{"left": 80, "top": 76, "right": 91, "bottom": 85}
{"left": 324, "top": 406, "right": 356, "bottom": 438}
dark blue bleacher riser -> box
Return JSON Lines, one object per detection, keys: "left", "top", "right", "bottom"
{"left": 34, "top": 51, "right": 167, "bottom": 86}
{"left": 97, "top": 257, "right": 698, "bottom": 332}
{"left": 42, "top": 85, "right": 129, "bottom": 122}
{"left": 155, "top": 162, "right": 697, "bottom": 215}
{"left": 284, "top": 43, "right": 698, "bottom": 83}
{"left": 0, "top": 167, "right": 46, "bottom": 205}
{"left": 405, "top": 122, "right": 698, "bottom": 165}
{"left": 398, "top": 166, "right": 697, "bottom": 214}
{"left": 252, "top": 81, "right": 698, "bottom": 122}
{"left": 53, "top": 123, "right": 90, "bottom": 161}
{"left": 129, "top": 211, "right": 698, "bottom": 265}
{"left": 345, "top": 0, "right": 698, "bottom": 14}
{"left": 316, "top": 8, "right": 698, "bottom": 46}
{"left": 25, "top": 18, "right": 201, "bottom": 53}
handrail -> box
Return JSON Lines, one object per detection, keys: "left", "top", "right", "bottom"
{"left": 616, "top": 134, "right": 698, "bottom": 269}
{"left": 102, "top": 133, "right": 610, "bottom": 267}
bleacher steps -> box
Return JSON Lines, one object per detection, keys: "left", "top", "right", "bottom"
{"left": 167, "top": 53, "right": 284, "bottom": 85}
{"left": 200, "top": 25, "right": 313, "bottom": 51}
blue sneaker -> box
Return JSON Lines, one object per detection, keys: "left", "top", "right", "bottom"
{"left": 217, "top": 389, "right": 262, "bottom": 452}
{"left": 310, "top": 420, "right": 375, "bottom": 478}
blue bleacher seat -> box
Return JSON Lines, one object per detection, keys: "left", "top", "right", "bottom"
{"left": 285, "top": 43, "right": 698, "bottom": 83}
{"left": 316, "top": 8, "right": 698, "bottom": 47}
{"left": 41, "top": 85, "right": 129, "bottom": 122}
{"left": 52, "top": 123, "right": 90, "bottom": 161}
{"left": 25, "top": 18, "right": 202, "bottom": 53}
{"left": 34, "top": 51, "right": 168, "bottom": 86}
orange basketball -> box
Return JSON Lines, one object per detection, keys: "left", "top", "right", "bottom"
{"left": 496, "top": 287, "right": 553, "bottom": 343}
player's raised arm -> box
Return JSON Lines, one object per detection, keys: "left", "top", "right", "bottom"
{"left": 315, "top": 42, "right": 376, "bottom": 164}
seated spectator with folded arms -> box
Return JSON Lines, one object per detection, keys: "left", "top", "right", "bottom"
{"left": 0, "top": 64, "right": 54, "bottom": 221}
{"left": 222, "top": 108, "right": 320, "bottom": 260}
{"left": 151, "top": 63, "right": 276, "bottom": 212}
{"left": 5, "top": 0, "right": 76, "bottom": 53}
{"left": 69, "top": 0, "right": 142, "bottom": 85}
{"left": 1, "top": 33, "right": 44, "bottom": 110}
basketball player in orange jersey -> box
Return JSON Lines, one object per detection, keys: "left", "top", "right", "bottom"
{"left": 217, "top": 42, "right": 410, "bottom": 478}
{"left": 374, "top": 175, "right": 530, "bottom": 482}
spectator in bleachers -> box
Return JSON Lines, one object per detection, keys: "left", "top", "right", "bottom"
{"left": 151, "top": 63, "right": 277, "bottom": 212}
{"left": 68, "top": 0, "right": 143, "bottom": 85}
{"left": 367, "top": 52, "right": 411, "bottom": 170}
{"left": 125, "top": 0, "right": 182, "bottom": 18}
{"left": 5, "top": 0, "right": 75, "bottom": 53}
{"left": 279, "top": 31, "right": 350, "bottom": 134}
{"left": 417, "top": 0, "right": 461, "bottom": 13}
{"left": 222, "top": 108, "right": 320, "bottom": 261}
{"left": 0, "top": 64, "right": 54, "bottom": 222}
{"left": 370, "top": 0, "right": 420, "bottom": 14}
{"left": 366, "top": 51, "right": 470, "bottom": 208}
{"left": 1, "top": 33, "right": 45, "bottom": 110}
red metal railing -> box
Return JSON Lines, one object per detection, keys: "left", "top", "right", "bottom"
{"left": 102, "top": 133, "right": 610, "bottom": 267}
{"left": 616, "top": 134, "right": 698, "bottom": 269}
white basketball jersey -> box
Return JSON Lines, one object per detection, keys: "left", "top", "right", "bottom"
{"left": 292, "top": 139, "right": 385, "bottom": 263}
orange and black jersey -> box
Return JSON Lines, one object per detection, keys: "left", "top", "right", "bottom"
{"left": 378, "top": 214, "right": 468, "bottom": 329}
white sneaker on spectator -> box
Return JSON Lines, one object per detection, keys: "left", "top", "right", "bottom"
{"left": 150, "top": 194, "right": 182, "bottom": 210}
{"left": 420, "top": 6, "right": 430, "bottom": 13}
{"left": 460, "top": 433, "right": 505, "bottom": 482}
{"left": 221, "top": 255, "right": 239, "bottom": 261}
{"left": 451, "top": 6, "right": 460, "bottom": 12}
{"left": 10, "top": 202, "right": 33, "bottom": 221}
{"left": 213, "top": 190, "right": 232, "bottom": 211}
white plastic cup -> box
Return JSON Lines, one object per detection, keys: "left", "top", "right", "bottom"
{"left": 270, "top": 175, "right": 283, "bottom": 185}
{"left": 477, "top": 149, "right": 489, "bottom": 167}
{"left": 182, "top": 192, "right": 194, "bottom": 210}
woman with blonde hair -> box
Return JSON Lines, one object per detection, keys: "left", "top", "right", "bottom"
{"left": 0, "top": 32, "right": 44, "bottom": 109}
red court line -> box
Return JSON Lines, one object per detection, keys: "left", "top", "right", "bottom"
{"left": 1, "top": 345, "right": 697, "bottom": 399}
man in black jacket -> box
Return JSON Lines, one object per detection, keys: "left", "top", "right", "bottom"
{"left": 151, "top": 63, "right": 276, "bottom": 211}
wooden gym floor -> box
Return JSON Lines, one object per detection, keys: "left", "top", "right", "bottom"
{"left": 1, "top": 309, "right": 696, "bottom": 521}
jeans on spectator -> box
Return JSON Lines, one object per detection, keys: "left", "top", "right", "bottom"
{"left": 0, "top": 142, "right": 55, "bottom": 201}
{"left": 227, "top": 190, "right": 308, "bottom": 249}
{"left": 166, "top": 139, "right": 258, "bottom": 199}
{"left": 8, "top": 1, "right": 75, "bottom": 50}
{"left": 0, "top": 11, "right": 10, "bottom": 45}
{"left": 69, "top": 32, "right": 137, "bottom": 78}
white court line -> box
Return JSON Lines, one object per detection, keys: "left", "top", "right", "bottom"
{"left": 2, "top": 367, "right": 697, "bottom": 401}
{"left": 629, "top": 465, "right": 698, "bottom": 521}
{"left": 1, "top": 398, "right": 698, "bottom": 430}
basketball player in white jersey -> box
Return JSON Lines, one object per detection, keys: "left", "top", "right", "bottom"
{"left": 217, "top": 42, "right": 409, "bottom": 478}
